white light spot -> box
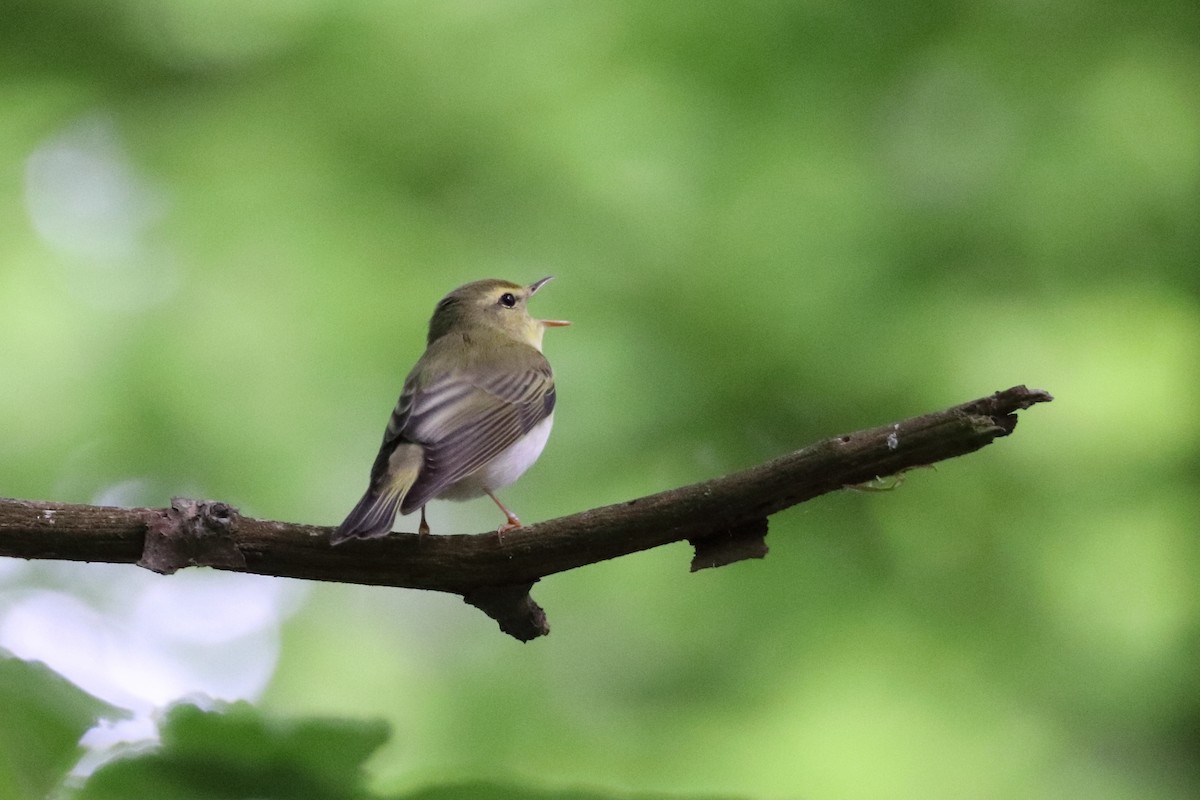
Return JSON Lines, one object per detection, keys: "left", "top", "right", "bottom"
{"left": 92, "top": 479, "right": 153, "bottom": 508}
{"left": 886, "top": 424, "right": 900, "bottom": 451}
{"left": 0, "top": 567, "right": 307, "bottom": 711}
{"left": 23, "top": 113, "right": 181, "bottom": 312}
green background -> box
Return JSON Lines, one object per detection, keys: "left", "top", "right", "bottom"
{"left": 2, "top": 1, "right": 1198, "bottom": 798}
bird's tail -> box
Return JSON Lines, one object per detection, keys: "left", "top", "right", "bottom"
{"left": 331, "top": 443, "right": 424, "bottom": 545}
{"left": 330, "top": 484, "right": 406, "bottom": 544}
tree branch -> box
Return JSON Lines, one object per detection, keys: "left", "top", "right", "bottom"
{"left": 0, "top": 385, "right": 1052, "bottom": 641}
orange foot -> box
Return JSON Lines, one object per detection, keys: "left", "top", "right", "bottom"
{"left": 485, "top": 489, "right": 522, "bottom": 542}
{"left": 496, "top": 517, "right": 522, "bottom": 543}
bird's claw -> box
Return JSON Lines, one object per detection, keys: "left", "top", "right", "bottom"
{"left": 496, "top": 517, "right": 522, "bottom": 543}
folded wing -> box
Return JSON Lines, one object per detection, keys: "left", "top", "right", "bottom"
{"left": 387, "top": 345, "right": 556, "bottom": 514}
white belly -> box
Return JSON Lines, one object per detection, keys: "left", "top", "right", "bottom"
{"left": 438, "top": 413, "right": 554, "bottom": 500}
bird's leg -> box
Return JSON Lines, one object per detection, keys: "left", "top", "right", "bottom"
{"left": 418, "top": 506, "right": 430, "bottom": 537}
{"left": 484, "top": 489, "right": 521, "bottom": 541}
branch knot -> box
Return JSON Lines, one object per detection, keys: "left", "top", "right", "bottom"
{"left": 689, "top": 517, "right": 770, "bottom": 571}
{"left": 462, "top": 582, "right": 548, "bottom": 642}
{"left": 139, "top": 497, "right": 247, "bottom": 574}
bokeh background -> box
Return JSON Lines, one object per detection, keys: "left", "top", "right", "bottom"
{"left": 2, "top": 1, "right": 1199, "bottom": 798}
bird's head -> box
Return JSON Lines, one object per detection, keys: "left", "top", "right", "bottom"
{"left": 428, "top": 276, "right": 570, "bottom": 350}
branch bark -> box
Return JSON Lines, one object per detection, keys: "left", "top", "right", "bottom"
{"left": 0, "top": 385, "right": 1052, "bottom": 641}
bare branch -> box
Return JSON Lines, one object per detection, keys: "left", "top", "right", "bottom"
{"left": 0, "top": 386, "right": 1052, "bottom": 640}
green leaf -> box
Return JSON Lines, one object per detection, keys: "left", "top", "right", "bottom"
{"left": 399, "top": 783, "right": 736, "bottom": 800}
{"left": 0, "top": 654, "right": 123, "bottom": 800}
{"left": 76, "top": 701, "right": 390, "bottom": 800}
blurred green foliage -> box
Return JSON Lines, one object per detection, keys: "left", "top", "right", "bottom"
{"left": 0, "top": 654, "right": 120, "bottom": 798}
{"left": 77, "top": 702, "right": 388, "bottom": 800}
{"left": 2, "top": 1, "right": 1199, "bottom": 798}
{"left": 75, "top": 701, "right": 723, "bottom": 800}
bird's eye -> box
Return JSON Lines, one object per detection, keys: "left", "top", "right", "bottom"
{"left": 499, "top": 293, "right": 517, "bottom": 308}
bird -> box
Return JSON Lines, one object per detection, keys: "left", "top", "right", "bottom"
{"left": 331, "top": 276, "right": 569, "bottom": 545}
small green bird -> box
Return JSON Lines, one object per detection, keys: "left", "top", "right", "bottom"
{"left": 331, "top": 277, "right": 569, "bottom": 545}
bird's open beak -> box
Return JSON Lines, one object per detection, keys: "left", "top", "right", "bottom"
{"left": 529, "top": 276, "right": 570, "bottom": 326}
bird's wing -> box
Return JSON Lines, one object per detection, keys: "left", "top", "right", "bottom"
{"left": 379, "top": 345, "right": 556, "bottom": 514}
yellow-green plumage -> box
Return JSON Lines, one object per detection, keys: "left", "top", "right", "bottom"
{"left": 331, "top": 277, "right": 568, "bottom": 544}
